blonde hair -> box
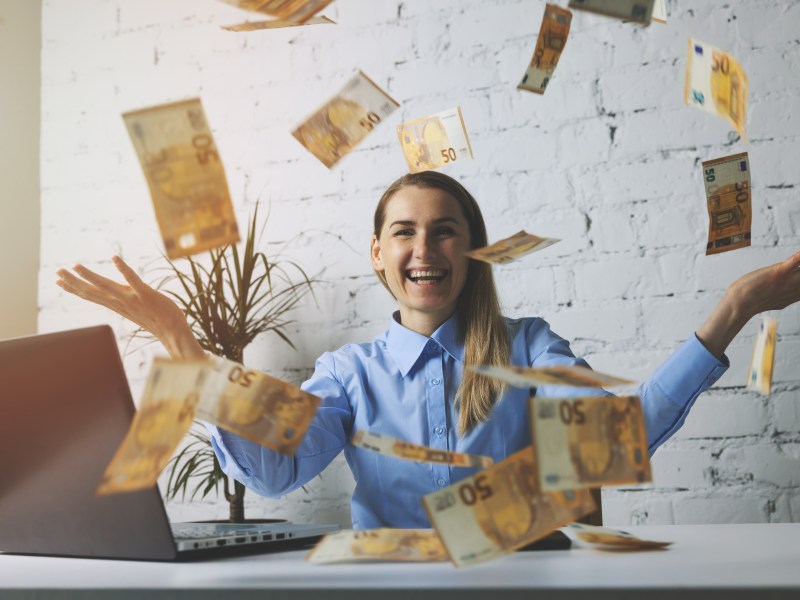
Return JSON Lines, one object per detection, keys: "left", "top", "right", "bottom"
{"left": 372, "top": 172, "right": 510, "bottom": 435}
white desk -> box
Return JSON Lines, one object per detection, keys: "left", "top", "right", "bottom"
{"left": 1, "top": 524, "right": 799, "bottom": 599}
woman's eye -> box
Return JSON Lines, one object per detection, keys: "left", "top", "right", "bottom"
{"left": 437, "top": 228, "right": 455, "bottom": 237}
{"left": 394, "top": 229, "right": 414, "bottom": 237}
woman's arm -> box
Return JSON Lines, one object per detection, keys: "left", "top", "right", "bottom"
{"left": 56, "top": 255, "right": 205, "bottom": 359}
{"left": 696, "top": 251, "right": 800, "bottom": 359}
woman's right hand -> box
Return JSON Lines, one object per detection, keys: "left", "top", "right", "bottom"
{"left": 55, "top": 255, "right": 206, "bottom": 359}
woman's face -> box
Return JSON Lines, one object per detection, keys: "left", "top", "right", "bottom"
{"left": 371, "top": 185, "right": 471, "bottom": 333}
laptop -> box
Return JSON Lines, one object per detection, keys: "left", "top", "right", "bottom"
{"left": 0, "top": 325, "right": 339, "bottom": 561}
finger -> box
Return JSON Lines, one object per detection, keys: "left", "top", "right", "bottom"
{"left": 112, "top": 255, "right": 150, "bottom": 292}
{"left": 782, "top": 250, "right": 800, "bottom": 272}
{"left": 71, "top": 262, "right": 130, "bottom": 296}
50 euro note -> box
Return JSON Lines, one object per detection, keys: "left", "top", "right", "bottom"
{"left": 567, "top": 0, "right": 655, "bottom": 25}
{"left": 195, "top": 355, "right": 321, "bottom": 454}
{"left": 352, "top": 430, "right": 493, "bottom": 469}
{"left": 306, "top": 529, "right": 447, "bottom": 564}
{"left": 746, "top": 316, "right": 777, "bottom": 396}
{"left": 685, "top": 38, "right": 749, "bottom": 141}
{"left": 292, "top": 71, "right": 400, "bottom": 168}
{"left": 396, "top": 106, "right": 473, "bottom": 173}
{"left": 123, "top": 98, "right": 239, "bottom": 260}
{"left": 222, "top": 15, "right": 334, "bottom": 31}
{"left": 217, "top": 0, "right": 334, "bottom": 23}
{"left": 422, "top": 447, "right": 596, "bottom": 567}
{"left": 97, "top": 358, "right": 209, "bottom": 495}
{"left": 702, "top": 152, "right": 751, "bottom": 255}
{"left": 464, "top": 230, "right": 560, "bottom": 265}
{"left": 530, "top": 396, "right": 651, "bottom": 492}
{"left": 652, "top": 0, "right": 666, "bottom": 23}
{"left": 568, "top": 523, "right": 672, "bottom": 550}
{"left": 468, "top": 364, "right": 634, "bottom": 389}
{"left": 518, "top": 4, "right": 572, "bottom": 94}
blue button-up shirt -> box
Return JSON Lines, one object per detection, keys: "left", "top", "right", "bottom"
{"left": 206, "top": 313, "right": 728, "bottom": 529}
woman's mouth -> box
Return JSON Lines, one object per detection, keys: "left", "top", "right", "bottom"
{"left": 405, "top": 268, "right": 448, "bottom": 285}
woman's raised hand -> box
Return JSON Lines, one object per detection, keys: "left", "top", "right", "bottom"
{"left": 55, "top": 256, "right": 205, "bottom": 359}
{"left": 697, "top": 250, "right": 800, "bottom": 359}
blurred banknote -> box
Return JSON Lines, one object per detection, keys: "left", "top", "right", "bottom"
{"left": 352, "top": 430, "right": 493, "bottom": 469}
{"left": 531, "top": 396, "right": 651, "bottom": 491}
{"left": 746, "top": 316, "right": 777, "bottom": 396}
{"left": 292, "top": 71, "right": 400, "bottom": 168}
{"left": 469, "top": 364, "right": 634, "bottom": 388}
{"left": 222, "top": 15, "right": 334, "bottom": 31}
{"left": 518, "top": 4, "right": 572, "bottom": 94}
{"left": 652, "top": 0, "right": 666, "bottom": 23}
{"left": 464, "top": 230, "right": 560, "bottom": 264}
{"left": 422, "top": 447, "right": 596, "bottom": 567}
{"left": 196, "top": 355, "right": 321, "bottom": 454}
{"left": 123, "top": 98, "right": 240, "bottom": 259}
{"left": 567, "top": 0, "right": 654, "bottom": 25}
{"left": 217, "top": 0, "right": 334, "bottom": 23}
{"left": 97, "top": 358, "right": 208, "bottom": 495}
{"left": 685, "top": 38, "right": 749, "bottom": 141}
{"left": 306, "top": 529, "right": 447, "bottom": 563}
{"left": 702, "top": 152, "right": 751, "bottom": 255}
{"left": 396, "top": 106, "right": 473, "bottom": 173}
{"left": 568, "top": 523, "right": 672, "bottom": 550}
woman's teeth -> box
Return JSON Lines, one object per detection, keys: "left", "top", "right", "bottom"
{"left": 407, "top": 269, "right": 447, "bottom": 283}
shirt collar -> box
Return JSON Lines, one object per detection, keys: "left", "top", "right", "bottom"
{"left": 385, "top": 311, "right": 464, "bottom": 377}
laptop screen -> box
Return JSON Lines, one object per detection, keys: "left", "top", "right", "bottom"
{"left": 0, "top": 325, "right": 178, "bottom": 560}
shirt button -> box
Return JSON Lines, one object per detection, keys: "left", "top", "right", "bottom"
{"left": 434, "top": 426, "right": 444, "bottom": 435}
{"left": 428, "top": 341, "right": 438, "bottom": 351}
{"left": 431, "top": 378, "right": 441, "bottom": 386}
{"left": 437, "top": 478, "right": 447, "bottom": 487}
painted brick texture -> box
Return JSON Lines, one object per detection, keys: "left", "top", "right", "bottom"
{"left": 39, "top": 0, "right": 800, "bottom": 527}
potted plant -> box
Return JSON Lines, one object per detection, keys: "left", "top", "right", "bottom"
{"left": 138, "top": 204, "right": 316, "bottom": 523}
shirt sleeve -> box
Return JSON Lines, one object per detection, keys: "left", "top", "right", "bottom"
{"left": 203, "top": 351, "right": 352, "bottom": 498}
{"left": 524, "top": 319, "right": 729, "bottom": 454}
{"left": 639, "top": 334, "right": 728, "bottom": 452}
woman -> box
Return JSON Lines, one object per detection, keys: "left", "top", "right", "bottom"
{"left": 56, "top": 171, "right": 800, "bottom": 529}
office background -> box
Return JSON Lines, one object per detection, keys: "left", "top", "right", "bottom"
{"left": 4, "top": 0, "right": 799, "bottom": 527}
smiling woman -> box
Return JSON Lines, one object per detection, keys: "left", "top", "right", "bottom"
{"left": 370, "top": 172, "right": 510, "bottom": 434}
{"left": 55, "top": 171, "right": 800, "bottom": 530}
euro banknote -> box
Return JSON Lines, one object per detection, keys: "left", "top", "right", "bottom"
{"left": 530, "top": 395, "right": 651, "bottom": 491}
{"left": 195, "top": 355, "right": 321, "bottom": 454}
{"left": 222, "top": 15, "right": 334, "bottom": 31}
{"left": 97, "top": 358, "right": 208, "bottom": 495}
{"left": 746, "top": 316, "right": 777, "bottom": 396}
{"left": 468, "top": 364, "right": 634, "bottom": 388}
{"left": 396, "top": 106, "right": 473, "bottom": 173}
{"left": 567, "top": 0, "right": 654, "bottom": 25}
{"left": 292, "top": 71, "right": 400, "bottom": 168}
{"left": 122, "top": 98, "right": 240, "bottom": 259}
{"left": 306, "top": 529, "right": 448, "bottom": 563}
{"left": 217, "top": 0, "right": 334, "bottom": 23}
{"left": 464, "top": 230, "right": 560, "bottom": 264}
{"left": 422, "top": 447, "right": 596, "bottom": 567}
{"left": 652, "top": 0, "right": 666, "bottom": 23}
{"left": 685, "top": 38, "right": 749, "bottom": 141}
{"left": 568, "top": 523, "right": 672, "bottom": 550}
{"left": 702, "top": 152, "right": 751, "bottom": 255}
{"left": 352, "top": 430, "right": 493, "bottom": 469}
{"left": 518, "top": 4, "right": 572, "bottom": 94}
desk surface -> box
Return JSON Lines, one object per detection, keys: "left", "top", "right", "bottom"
{"left": 2, "top": 524, "right": 799, "bottom": 599}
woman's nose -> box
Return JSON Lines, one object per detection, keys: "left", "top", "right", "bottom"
{"left": 413, "top": 235, "right": 437, "bottom": 258}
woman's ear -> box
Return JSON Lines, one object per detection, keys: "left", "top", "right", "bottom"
{"left": 370, "top": 235, "right": 384, "bottom": 271}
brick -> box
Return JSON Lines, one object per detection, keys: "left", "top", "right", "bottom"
{"left": 673, "top": 495, "right": 769, "bottom": 524}
{"left": 773, "top": 391, "right": 800, "bottom": 434}
{"left": 673, "top": 394, "right": 768, "bottom": 439}
{"left": 650, "top": 448, "right": 715, "bottom": 489}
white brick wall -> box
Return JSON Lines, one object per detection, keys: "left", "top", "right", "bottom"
{"left": 40, "top": 0, "right": 800, "bottom": 527}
